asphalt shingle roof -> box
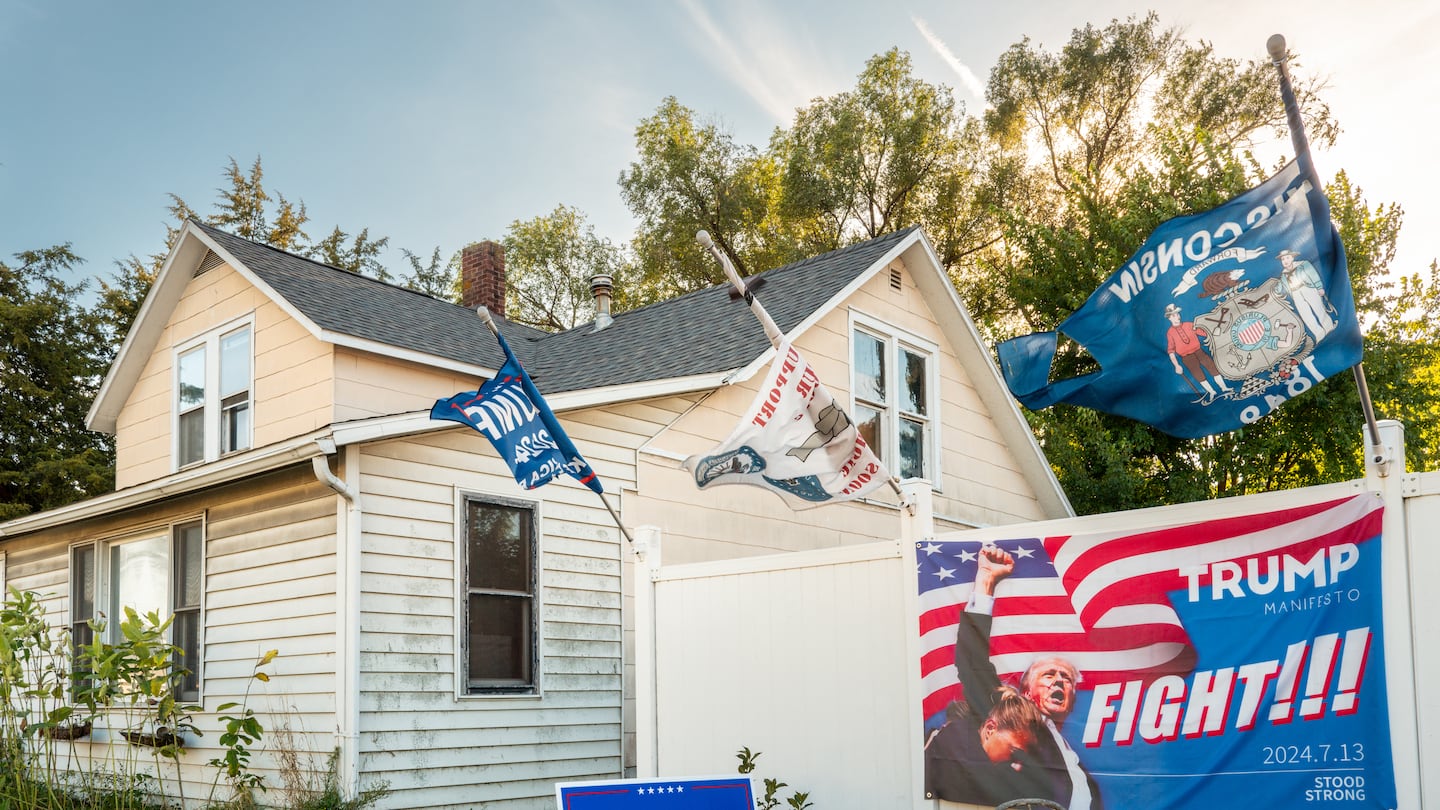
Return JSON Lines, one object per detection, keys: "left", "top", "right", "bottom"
{"left": 197, "top": 221, "right": 918, "bottom": 395}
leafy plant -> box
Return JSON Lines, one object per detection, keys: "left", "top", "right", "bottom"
{"left": 735, "top": 747, "right": 813, "bottom": 810}
{"left": 206, "top": 649, "right": 277, "bottom": 805}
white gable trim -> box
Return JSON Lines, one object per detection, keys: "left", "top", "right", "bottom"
{"left": 716, "top": 228, "right": 1071, "bottom": 518}
{"left": 898, "top": 234, "right": 1072, "bottom": 518}
{"left": 87, "top": 222, "right": 212, "bottom": 433}
{"left": 87, "top": 222, "right": 499, "bottom": 434}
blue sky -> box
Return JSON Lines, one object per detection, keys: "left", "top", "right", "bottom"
{"left": 3, "top": 0, "right": 1436, "bottom": 296}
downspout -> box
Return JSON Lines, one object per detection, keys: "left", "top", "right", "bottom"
{"left": 312, "top": 438, "right": 362, "bottom": 798}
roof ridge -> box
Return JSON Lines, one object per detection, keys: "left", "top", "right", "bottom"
{"left": 193, "top": 220, "right": 457, "bottom": 307}
{"left": 555, "top": 226, "right": 921, "bottom": 333}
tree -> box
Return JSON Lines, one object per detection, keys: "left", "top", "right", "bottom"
{"left": 99, "top": 156, "right": 409, "bottom": 343}
{"left": 972, "top": 14, "right": 1433, "bottom": 513}
{"left": 779, "top": 48, "right": 964, "bottom": 247}
{"left": 196, "top": 156, "right": 311, "bottom": 250}
{"left": 0, "top": 246, "right": 115, "bottom": 520}
{"left": 499, "top": 205, "right": 629, "bottom": 331}
{"left": 619, "top": 97, "right": 802, "bottom": 303}
{"left": 399, "top": 246, "right": 461, "bottom": 302}
{"left": 309, "top": 226, "right": 391, "bottom": 280}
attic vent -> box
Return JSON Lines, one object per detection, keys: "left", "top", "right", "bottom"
{"left": 195, "top": 250, "right": 224, "bottom": 276}
{"left": 889, "top": 267, "right": 903, "bottom": 291}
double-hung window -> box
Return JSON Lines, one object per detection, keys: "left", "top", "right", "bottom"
{"left": 851, "top": 317, "right": 938, "bottom": 482}
{"left": 460, "top": 494, "right": 538, "bottom": 695}
{"left": 176, "top": 322, "right": 252, "bottom": 468}
{"left": 70, "top": 521, "right": 205, "bottom": 701}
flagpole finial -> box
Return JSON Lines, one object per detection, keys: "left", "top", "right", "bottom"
{"left": 1266, "top": 34, "right": 1287, "bottom": 62}
{"left": 696, "top": 230, "right": 714, "bottom": 249}
{"left": 475, "top": 305, "right": 498, "bottom": 335}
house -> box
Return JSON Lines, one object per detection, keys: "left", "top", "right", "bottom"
{"left": 0, "top": 219, "right": 1071, "bottom": 808}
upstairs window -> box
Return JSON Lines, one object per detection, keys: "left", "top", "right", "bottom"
{"left": 851, "top": 318, "right": 937, "bottom": 482}
{"left": 175, "top": 322, "right": 252, "bottom": 467}
{"left": 461, "top": 495, "right": 538, "bottom": 695}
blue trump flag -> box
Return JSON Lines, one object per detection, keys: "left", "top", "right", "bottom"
{"left": 997, "top": 159, "right": 1362, "bottom": 438}
{"left": 431, "top": 330, "right": 603, "bottom": 494}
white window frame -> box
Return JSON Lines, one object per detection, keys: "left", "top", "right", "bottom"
{"left": 453, "top": 489, "right": 544, "bottom": 700}
{"left": 172, "top": 315, "right": 254, "bottom": 470}
{"left": 848, "top": 310, "right": 941, "bottom": 487}
{"left": 69, "top": 517, "right": 206, "bottom": 702}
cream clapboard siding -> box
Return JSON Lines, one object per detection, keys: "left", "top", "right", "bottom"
{"left": 0, "top": 465, "right": 339, "bottom": 801}
{"left": 354, "top": 404, "right": 644, "bottom": 810}
{"left": 633, "top": 258, "right": 1051, "bottom": 566}
{"left": 333, "top": 347, "right": 480, "bottom": 424}
{"left": 201, "top": 464, "right": 341, "bottom": 797}
{"left": 114, "top": 261, "right": 336, "bottom": 489}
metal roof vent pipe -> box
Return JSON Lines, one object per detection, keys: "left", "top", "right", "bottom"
{"left": 590, "top": 273, "right": 614, "bottom": 332}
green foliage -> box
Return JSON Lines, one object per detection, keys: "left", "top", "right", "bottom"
{"left": 779, "top": 48, "right": 962, "bottom": 245}
{"left": 0, "top": 587, "right": 195, "bottom": 809}
{"left": 0, "top": 246, "right": 115, "bottom": 521}
{"left": 94, "top": 155, "right": 424, "bottom": 369}
{"left": 308, "top": 227, "right": 391, "bottom": 280}
{"left": 398, "top": 246, "right": 461, "bottom": 302}
{"left": 206, "top": 650, "right": 277, "bottom": 805}
{"left": 969, "top": 15, "right": 1410, "bottom": 512}
{"left": 499, "top": 205, "right": 630, "bottom": 331}
{"left": 734, "top": 747, "right": 813, "bottom": 810}
{"left": 619, "top": 97, "right": 805, "bottom": 303}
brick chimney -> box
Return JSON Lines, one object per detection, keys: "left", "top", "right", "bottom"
{"left": 461, "top": 241, "right": 506, "bottom": 316}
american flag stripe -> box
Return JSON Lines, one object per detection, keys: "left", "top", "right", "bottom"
{"left": 916, "top": 494, "right": 1383, "bottom": 724}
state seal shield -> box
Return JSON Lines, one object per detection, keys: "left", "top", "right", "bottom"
{"left": 1192, "top": 277, "right": 1310, "bottom": 385}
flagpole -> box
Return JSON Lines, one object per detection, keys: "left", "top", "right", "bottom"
{"left": 695, "top": 231, "right": 913, "bottom": 511}
{"left": 1267, "top": 34, "right": 1389, "bottom": 473}
{"left": 474, "top": 306, "right": 640, "bottom": 551}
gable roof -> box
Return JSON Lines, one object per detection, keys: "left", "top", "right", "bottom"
{"left": 89, "top": 221, "right": 919, "bottom": 429}
{"left": 84, "top": 220, "right": 1069, "bottom": 517}
{"left": 200, "top": 221, "right": 918, "bottom": 392}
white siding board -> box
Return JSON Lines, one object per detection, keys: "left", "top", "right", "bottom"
{"left": 363, "top": 512, "right": 453, "bottom": 543}
{"left": 205, "top": 614, "right": 334, "bottom": 644}
{"left": 542, "top": 586, "right": 621, "bottom": 610}
{"left": 364, "top": 754, "right": 620, "bottom": 789}
{"left": 205, "top": 593, "right": 333, "bottom": 626}
{"left": 358, "top": 611, "right": 450, "bottom": 636}
{"left": 360, "top": 550, "right": 452, "bottom": 579}
{"left": 205, "top": 533, "right": 335, "bottom": 574}
{"left": 204, "top": 645, "right": 334, "bottom": 675}
{"left": 361, "top": 570, "right": 453, "bottom": 598}
{"left": 207, "top": 552, "right": 335, "bottom": 591}
{"left": 359, "top": 630, "right": 451, "bottom": 654}
{"left": 364, "top": 592, "right": 453, "bottom": 617}
{"left": 207, "top": 570, "right": 336, "bottom": 606}
{"left": 540, "top": 603, "right": 618, "bottom": 625}
{"left": 358, "top": 651, "right": 451, "bottom": 673}
{"left": 361, "top": 492, "right": 455, "bottom": 524}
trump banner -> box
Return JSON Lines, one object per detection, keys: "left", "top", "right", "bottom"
{"left": 917, "top": 494, "right": 1394, "bottom": 810}
{"left": 432, "top": 329, "right": 603, "bottom": 495}
{"left": 996, "top": 159, "right": 1362, "bottom": 438}
{"left": 683, "top": 340, "right": 888, "bottom": 510}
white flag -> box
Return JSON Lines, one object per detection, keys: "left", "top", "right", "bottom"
{"left": 683, "top": 341, "right": 889, "bottom": 509}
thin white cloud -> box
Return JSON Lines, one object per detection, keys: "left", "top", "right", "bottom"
{"left": 912, "top": 14, "right": 987, "bottom": 103}
{"left": 679, "top": 0, "right": 836, "bottom": 125}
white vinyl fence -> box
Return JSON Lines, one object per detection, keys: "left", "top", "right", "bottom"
{"left": 634, "top": 421, "right": 1433, "bottom": 809}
